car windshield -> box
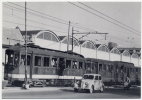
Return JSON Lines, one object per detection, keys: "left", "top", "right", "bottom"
{"left": 83, "top": 75, "right": 94, "bottom": 79}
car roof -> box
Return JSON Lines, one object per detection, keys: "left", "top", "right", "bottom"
{"left": 83, "top": 74, "right": 101, "bottom": 76}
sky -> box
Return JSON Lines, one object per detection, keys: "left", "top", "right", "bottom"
{"left": 2, "top": 2, "right": 141, "bottom": 48}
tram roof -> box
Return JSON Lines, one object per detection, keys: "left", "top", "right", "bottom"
{"left": 6, "top": 44, "right": 84, "bottom": 58}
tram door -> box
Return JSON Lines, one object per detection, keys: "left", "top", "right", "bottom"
{"left": 95, "top": 62, "right": 98, "bottom": 74}
{"left": 58, "top": 58, "right": 65, "bottom": 76}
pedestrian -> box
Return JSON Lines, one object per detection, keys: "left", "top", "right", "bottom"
{"left": 124, "top": 77, "right": 131, "bottom": 90}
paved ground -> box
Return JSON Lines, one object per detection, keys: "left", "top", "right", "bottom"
{"left": 2, "top": 86, "right": 141, "bottom": 99}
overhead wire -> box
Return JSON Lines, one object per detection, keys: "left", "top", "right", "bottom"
{"left": 79, "top": 2, "right": 140, "bottom": 33}
{"left": 7, "top": 2, "right": 96, "bottom": 32}
{"left": 3, "top": 20, "right": 67, "bottom": 34}
{"left": 68, "top": 2, "right": 140, "bottom": 36}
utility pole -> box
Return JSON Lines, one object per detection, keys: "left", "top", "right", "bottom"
{"left": 67, "top": 21, "right": 71, "bottom": 52}
{"left": 24, "top": 1, "right": 28, "bottom": 89}
{"left": 72, "top": 27, "right": 74, "bottom": 52}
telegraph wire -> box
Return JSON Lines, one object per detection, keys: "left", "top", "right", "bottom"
{"left": 79, "top": 2, "right": 140, "bottom": 33}
{"left": 6, "top": 2, "right": 96, "bottom": 32}
{"left": 4, "top": 11, "right": 65, "bottom": 31}
{"left": 68, "top": 2, "right": 140, "bottom": 36}
{"left": 4, "top": 20, "right": 67, "bottom": 34}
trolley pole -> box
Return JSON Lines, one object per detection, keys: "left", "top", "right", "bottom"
{"left": 72, "top": 27, "right": 74, "bottom": 52}
{"left": 24, "top": 1, "right": 28, "bottom": 89}
{"left": 67, "top": 21, "right": 71, "bottom": 52}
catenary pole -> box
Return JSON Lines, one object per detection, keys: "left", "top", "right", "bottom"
{"left": 25, "top": 1, "right": 28, "bottom": 87}
{"left": 67, "top": 21, "right": 71, "bottom": 51}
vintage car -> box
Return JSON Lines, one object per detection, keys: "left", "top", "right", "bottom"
{"left": 74, "top": 74, "right": 104, "bottom": 93}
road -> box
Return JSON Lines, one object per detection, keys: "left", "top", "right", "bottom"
{"left": 2, "top": 86, "right": 141, "bottom": 99}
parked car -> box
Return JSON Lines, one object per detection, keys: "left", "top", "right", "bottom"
{"left": 74, "top": 74, "right": 104, "bottom": 93}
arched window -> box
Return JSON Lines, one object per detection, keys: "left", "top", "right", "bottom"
{"left": 123, "top": 50, "right": 130, "bottom": 56}
{"left": 98, "top": 45, "right": 109, "bottom": 52}
{"left": 62, "top": 37, "right": 79, "bottom": 46}
{"left": 132, "top": 53, "right": 138, "bottom": 58}
{"left": 44, "top": 32, "right": 51, "bottom": 40}
{"left": 111, "top": 48, "right": 120, "bottom": 54}
{"left": 37, "top": 31, "right": 59, "bottom": 42}
{"left": 37, "top": 33, "right": 44, "bottom": 39}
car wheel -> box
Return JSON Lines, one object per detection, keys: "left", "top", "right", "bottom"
{"left": 74, "top": 88, "right": 78, "bottom": 92}
{"left": 89, "top": 85, "right": 94, "bottom": 93}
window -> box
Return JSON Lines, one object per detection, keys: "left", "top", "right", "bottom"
{"left": 73, "top": 61, "right": 78, "bottom": 69}
{"left": 83, "top": 75, "right": 94, "bottom": 79}
{"left": 51, "top": 58, "right": 57, "bottom": 67}
{"left": 35, "top": 56, "right": 41, "bottom": 66}
{"left": 21, "top": 55, "right": 31, "bottom": 66}
{"left": 103, "top": 64, "right": 106, "bottom": 71}
{"left": 66, "top": 60, "right": 71, "bottom": 68}
{"left": 62, "top": 39, "right": 67, "bottom": 44}
{"left": 98, "top": 45, "right": 109, "bottom": 52}
{"left": 79, "top": 62, "right": 83, "bottom": 69}
{"left": 99, "top": 76, "right": 101, "bottom": 80}
{"left": 43, "top": 57, "right": 50, "bottom": 67}
{"left": 51, "top": 35, "right": 58, "bottom": 42}
{"left": 37, "top": 33, "right": 44, "bottom": 39}
{"left": 92, "top": 63, "right": 94, "bottom": 70}
{"left": 111, "top": 49, "right": 120, "bottom": 54}
{"left": 123, "top": 51, "right": 130, "bottom": 56}
{"left": 14, "top": 54, "right": 19, "bottom": 66}
{"left": 132, "top": 54, "right": 138, "bottom": 58}
{"left": 99, "top": 64, "right": 102, "bottom": 71}
{"left": 95, "top": 76, "right": 98, "bottom": 80}
{"left": 44, "top": 32, "right": 51, "bottom": 40}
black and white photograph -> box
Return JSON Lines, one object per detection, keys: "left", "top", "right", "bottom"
{"left": 1, "top": 1, "right": 141, "bottom": 99}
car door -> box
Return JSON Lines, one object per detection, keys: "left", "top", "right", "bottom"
{"left": 94, "top": 75, "right": 99, "bottom": 90}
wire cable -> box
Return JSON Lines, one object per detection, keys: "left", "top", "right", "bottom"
{"left": 69, "top": 2, "right": 140, "bottom": 36}
{"left": 79, "top": 2, "right": 140, "bottom": 33}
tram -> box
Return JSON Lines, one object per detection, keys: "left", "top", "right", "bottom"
{"left": 4, "top": 44, "right": 141, "bottom": 87}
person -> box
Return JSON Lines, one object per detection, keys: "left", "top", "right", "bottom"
{"left": 124, "top": 77, "right": 131, "bottom": 90}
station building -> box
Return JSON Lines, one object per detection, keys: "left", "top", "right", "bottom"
{"left": 3, "top": 28, "right": 141, "bottom": 70}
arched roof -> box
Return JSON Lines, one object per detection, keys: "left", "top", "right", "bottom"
{"left": 131, "top": 52, "right": 139, "bottom": 58}
{"left": 36, "top": 30, "right": 60, "bottom": 42}
{"left": 97, "top": 44, "right": 109, "bottom": 52}
{"left": 110, "top": 47, "right": 121, "bottom": 54}
{"left": 121, "top": 50, "right": 130, "bottom": 57}
{"left": 59, "top": 35, "right": 79, "bottom": 46}
{"left": 80, "top": 40, "right": 96, "bottom": 49}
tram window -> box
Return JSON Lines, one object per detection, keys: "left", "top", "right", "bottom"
{"left": 103, "top": 64, "right": 106, "bottom": 71}
{"left": 51, "top": 58, "right": 57, "bottom": 67}
{"left": 99, "top": 64, "right": 102, "bottom": 71}
{"left": 136, "top": 69, "right": 138, "bottom": 72}
{"left": 130, "top": 68, "right": 132, "bottom": 73}
{"left": 21, "top": 55, "right": 31, "bottom": 66}
{"left": 79, "top": 62, "right": 83, "bottom": 69}
{"left": 66, "top": 60, "right": 71, "bottom": 68}
{"left": 35, "top": 56, "right": 41, "bottom": 66}
{"left": 111, "top": 65, "right": 113, "bottom": 72}
{"left": 92, "top": 63, "right": 94, "bottom": 70}
{"left": 43, "top": 57, "right": 50, "bottom": 67}
{"left": 8, "top": 53, "right": 14, "bottom": 65}
{"left": 73, "top": 61, "right": 78, "bottom": 69}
